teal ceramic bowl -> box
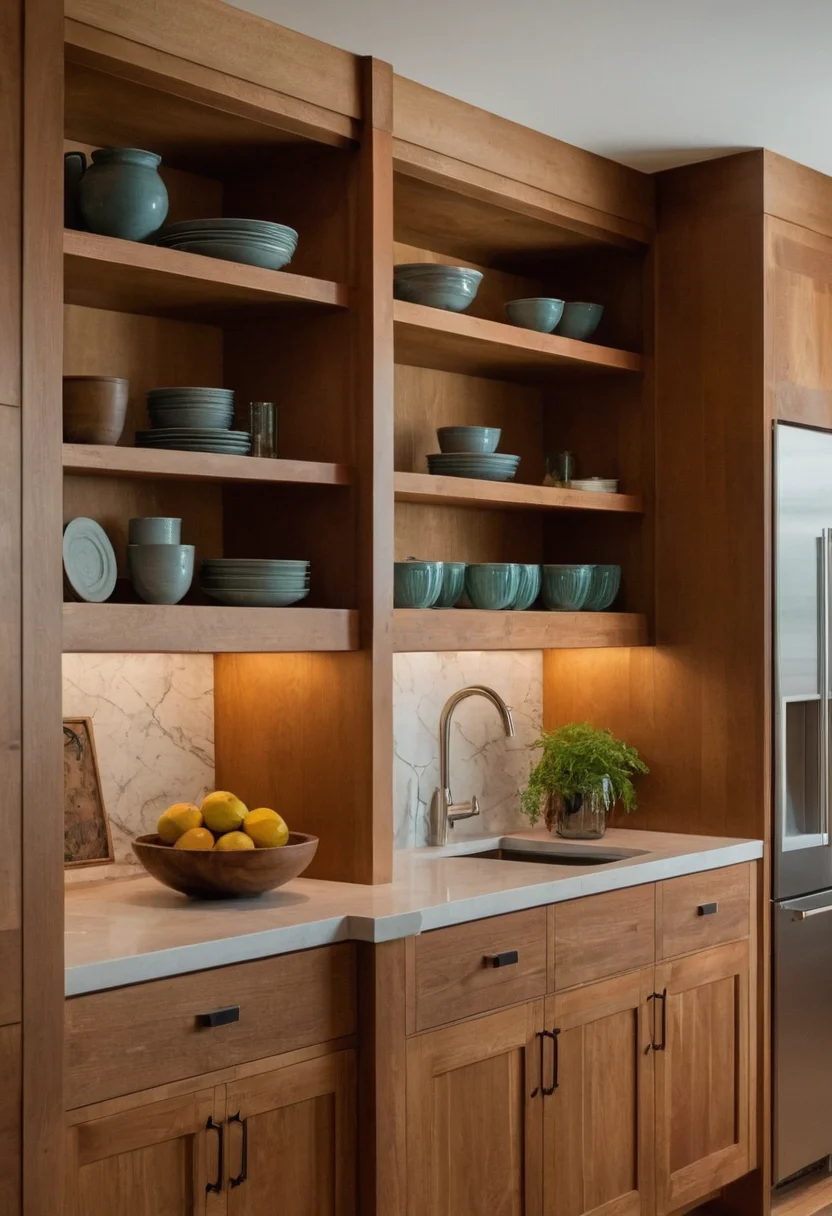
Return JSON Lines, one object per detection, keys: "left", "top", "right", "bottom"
{"left": 583, "top": 564, "right": 621, "bottom": 611}
{"left": 510, "top": 564, "right": 542, "bottom": 610}
{"left": 542, "top": 564, "right": 594, "bottom": 612}
{"left": 505, "top": 297, "right": 565, "bottom": 333}
{"left": 394, "top": 561, "right": 444, "bottom": 608}
{"left": 465, "top": 563, "right": 521, "bottom": 611}
{"left": 435, "top": 562, "right": 466, "bottom": 608}
{"left": 128, "top": 544, "right": 194, "bottom": 605}
{"left": 556, "top": 302, "right": 604, "bottom": 342}
{"left": 394, "top": 264, "right": 483, "bottom": 313}
{"left": 437, "top": 426, "right": 501, "bottom": 454}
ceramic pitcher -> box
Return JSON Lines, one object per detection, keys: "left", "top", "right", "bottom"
{"left": 76, "top": 147, "right": 169, "bottom": 242}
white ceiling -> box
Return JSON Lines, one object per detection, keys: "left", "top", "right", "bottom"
{"left": 229, "top": 0, "right": 832, "bottom": 177}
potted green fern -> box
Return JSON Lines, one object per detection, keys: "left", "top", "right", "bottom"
{"left": 520, "top": 722, "right": 648, "bottom": 839}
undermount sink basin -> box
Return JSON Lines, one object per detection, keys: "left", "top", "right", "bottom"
{"left": 457, "top": 844, "right": 646, "bottom": 867}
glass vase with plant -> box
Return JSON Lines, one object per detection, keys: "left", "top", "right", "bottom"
{"left": 520, "top": 722, "right": 648, "bottom": 839}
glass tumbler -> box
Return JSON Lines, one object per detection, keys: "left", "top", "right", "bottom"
{"left": 249, "top": 401, "right": 277, "bottom": 458}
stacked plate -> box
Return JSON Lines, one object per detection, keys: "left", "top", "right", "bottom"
{"left": 137, "top": 386, "right": 251, "bottom": 455}
{"left": 427, "top": 452, "right": 520, "bottom": 482}
{"left": 570, "top": 477, "right": 619, "bottom": 494}
{"left": 200, "top": 559, "right": 310, "bottom": 607}
{"left": 155, "top": 218, "right": 298, "bottom": 271}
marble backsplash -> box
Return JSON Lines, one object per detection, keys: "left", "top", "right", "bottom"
{"left": 62, "top": 654, "right": 215, "bottom": 879}
{"left": 393, "top": 651, "right": 543, "bottom": 849}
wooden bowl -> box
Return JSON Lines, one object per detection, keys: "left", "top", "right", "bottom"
{"left": 63, "top": 375, "right": 129, "bottom": 444}
{"left": 131, "top": 832, "right": 318, "bottom": 898}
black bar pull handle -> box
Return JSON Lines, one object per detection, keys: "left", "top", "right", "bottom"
{"left": 697, "top": 902, "right": 718, "bottom": 916}
{"left": 651, "top": 988, "right": 668, "bottom": 1051}
{"left": 531, "top": 1030, "right": 545, "bottom": 1098}
{"left": 541, "top": 1029, "right": 559, "bottom": 1096}
{"left": 483, "top": 950, "right": 519, "bottom": 968}
{"left": 229, "top": 1111, "right": 248, "bottom": 1187}
{"left": 197, "top": 1005, "right": 240, "bottom": 1029}
{"left": 205, "top": 1117, "right": 223, "bottom": 1194}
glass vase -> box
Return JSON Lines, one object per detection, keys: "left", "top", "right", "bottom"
{"left": 544, "top": 780, "right": 611, "bottom": 839}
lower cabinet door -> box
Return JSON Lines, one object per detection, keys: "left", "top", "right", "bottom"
{"left": 224, "top": 1049, "right": 355, "bottom": 1216}
{"left": 406, "top": 1000, "right": 545, "bottom": 1216}
{"left": 654, "top": 940, "right": 751, "bottom": 1215}
{"left": 65, "top": 1084, "right": 221, "bottom": 1216}
{"left": 544, "top": 970, "right": 655, "bottom": 1216}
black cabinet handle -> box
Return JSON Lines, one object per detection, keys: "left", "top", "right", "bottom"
{"left": 229, "top": 1111, "right": 248, "bottom": 1187}
{"left": 648, "top": 988, "right": 668, "bottom": 1051}
{"left": 205, "top": 1117, "right": 223, "bottom": 1193}
{"left": 483, "top": 950, "right": 519, "bottom": 968}
{"left": 541, "top": 1028, "right": 560, "bottom": 1096}
{"left": 197, "top": 1005, "right": 240, "bottom": 1029}
{"left": 697, "top": 902, "right": 718, "bottom": 916}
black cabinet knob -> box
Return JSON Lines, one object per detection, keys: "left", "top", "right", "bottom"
{"left": 483, "top": 950, "right": 519, "bottom": 968}
{"left": 197, "top": 1005, "right": 240, "bottom": 1028}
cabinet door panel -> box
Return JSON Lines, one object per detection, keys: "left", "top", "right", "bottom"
{"left": 545, "top": 970, "right": 654, "bottom": 1216}
{"left": 654, "top": 941, "right": 750, "bottom": 1216}
{"left": 406, "top": 1001, "right": 544, "bottom": 1216}
{"left": 225, "top": 1049, "right": 355, "bottom": 1216}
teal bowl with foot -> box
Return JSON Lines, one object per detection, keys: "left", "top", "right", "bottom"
{"left": 542, "top": 564, "right": 593, "bottom": 611}
{"left": 435, "top": 562, "right": 467, "bottom": 608}
{"left": 583, "top": 564, "right": 621, "bottom": 611}
{"left": 505, "top": 297, "right": 564, "bottom": 333}
{"left": 556, "top": 302, "right": 604, "bottom": 342}
{"left": 465, "top": 563, "right": 520, "bottom": 610}
{"left": 394, "top": 561, "right": 444, "bottom": 608}
{"left": 510, "top": 564, "right": 542, "bottom": 610}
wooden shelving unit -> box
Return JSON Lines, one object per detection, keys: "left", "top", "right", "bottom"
{"left": 394, "top": 471, "right": 643, "bottom": 514}
{"left": 63, "top": 603, "right": 359, "bottom": 653}
{"left": 63, "top": 444, "right": 353, "bottom": 487}
{"left": 393, "top": 610, "right": 648, "bottom": 653}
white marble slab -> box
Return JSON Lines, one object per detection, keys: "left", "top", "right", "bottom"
{"left": 65, "top": 827, "right": 764, "bottom": 996}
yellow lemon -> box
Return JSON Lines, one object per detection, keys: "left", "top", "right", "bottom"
{"left": 173, "top": 827, "right": 215, "bottom": 851}
{"left": 201, "top": 790, "right": 248, "bottom": 833}
{"left": 244, "top": 808, "right": 289, "bottom": 849}
{"left": 213, "top": 830, "right": 255, "bottom": 852}
{"left": 157, "top": 803, "right": 202, "bottom": 844}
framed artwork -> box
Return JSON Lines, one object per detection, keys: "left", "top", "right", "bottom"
{"left": 63, "top": 717, "right": 114, "bottom": 868}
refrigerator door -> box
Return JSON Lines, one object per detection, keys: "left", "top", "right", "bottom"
{"left": 773, "top": 891, "right": 832, "bottom": 1182}
{"left": 775, "top": 423, "right": 832, "bottom": 899}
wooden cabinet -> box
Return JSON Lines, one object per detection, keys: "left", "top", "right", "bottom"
{"left": 406, "top": 1001, "right": 544, "bottom": 1216}
{"left": 654, "top": 941, "right": 751, "bottom": 1216}
{"left": 544, "top": 971, "right": 654, "bottom": 1216}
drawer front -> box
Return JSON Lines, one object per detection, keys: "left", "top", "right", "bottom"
{"left": 412, "top": 908, "right": 547, "bottom": 1032}
{"left": 554, "top": 884, "right": 655, "bottom": 990}
{"left": 658, "top": 864, "right": 751, "bottom": 960}
{"left": 65, "top": 943, "right": 356, "bottom": 1108}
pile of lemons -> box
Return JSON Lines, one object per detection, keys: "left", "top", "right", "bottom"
{"left": 157, "top": 791, "right": 289, "bottom": 852}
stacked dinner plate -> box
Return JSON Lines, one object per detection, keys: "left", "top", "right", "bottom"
{"left": 137, "top": 387, "right": 251, "bottom": 455}
{"left": 155, "top": 218, "right": 298, "bottom": 271}
{"left": 427, "top": 452, "right": 521, "bottom": 482}
{"left": 200, "top": 559, "right": 310, "bottom": 607}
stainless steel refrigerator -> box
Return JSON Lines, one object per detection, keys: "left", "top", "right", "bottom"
{"left": 774, "top": 421, "right": 832, "bottom": 1183}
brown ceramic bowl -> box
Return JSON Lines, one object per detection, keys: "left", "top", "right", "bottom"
{"left": 63, "top": 375, "right": 129, "bottom": 444}
{"left": 132, "top": 831, "right": 318, "bottom": 899}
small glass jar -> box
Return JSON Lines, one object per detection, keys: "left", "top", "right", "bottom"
{"left": 544, "top": 780, "right": 612, "bottom": 839}
{"left": 544, "top": 451, "right": 575, "bottom": 487}
{"left": 249, "top": 401, "right": 277, "bottom": 458}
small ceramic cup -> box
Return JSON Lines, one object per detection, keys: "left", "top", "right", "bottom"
{"left": 394, "top": 561, "right": 444, "bottom": 608}
{"left": 62, "top": 376, "right": 129, "bottom": 445}
{"left": 510, "top": 564, "right": 542, "bottom": 611}
{"left": 434, "top": 562, "right": 467, "bottom": 608}
{"left": 504, "top": 297, "right": 565, "bottom": 333}
{"left": 128, "top": 517, "right": 182, "bottom": 545}
{"left": 583, "top": 564, "right": 622, "bottom": 612}
{"left": 436, "top": 427, "right": 501, "bottom": 454}
{"left": 542, "top": 564, "right": 594, "bottom": 611}
{"left": 556, "top": 302, "right": 604, "bottom": 342}
{"left": 465, "top": 563, "right": 521, "bottom": 610}
{"left": 128, "top": 544, "right": 194, "bottom": 605}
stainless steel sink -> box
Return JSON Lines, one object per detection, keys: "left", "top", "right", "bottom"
{"left": 456, "top": 844, "right": 646, "bottom": 867}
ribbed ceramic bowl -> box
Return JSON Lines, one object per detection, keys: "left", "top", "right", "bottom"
{"left": 505, "top": 297, "right": 564, "bottom": 333}
{"left": 394, "top": 264, "right": 483, "bottom": 312}
{"left": 435, "top": 562, "right": 467, "bottom": 608}
{"left": 542, "top": 564, "right": 593, "bottom": 611}
{"left": 583, "top": 564, "right": 621, "bottom": 612}
{"left": 132, "top": 831, "right": 318, "bottom": 899}
{"left": 394, "top": 561, "right": 444, "bottom": 608}
{"left": 556, "top": 302, "right": 604, "bottom": 341}
{"left": 510, "top": 564, "right": 542, "bottom": 611}
{"left": 436, "top": 426, "right": 501, "bottom": 454}
{"left": 465, "top": 563, "right": 521, "bottom": 610}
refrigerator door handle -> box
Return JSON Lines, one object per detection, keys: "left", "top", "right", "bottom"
{"left": 823, "top": 528, "right": 830, "bottom": 846}
{"left": 793, "top": 905, "right": 832, "bottom": 921}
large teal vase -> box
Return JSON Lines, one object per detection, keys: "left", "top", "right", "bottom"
{"left": 78, "top": 148, "right": 169, "bottom": 242}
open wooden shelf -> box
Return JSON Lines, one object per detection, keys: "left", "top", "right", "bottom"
{"left": 64, "top": 229, "right": 349, "bottom": 318}
{"left": 393, "top": 609, "right": 648, "bottom": 652}
{"left": 62, "top": 603, "right": 359, "bottom": 653}
{"left": 63, "top": 444, "right": 353, "bottom": 488}
{"left": 393, "top": 300, "right": 644, "bottom": 380}
{"left": 394, "top": 471, "right": 643, "bottom": 514}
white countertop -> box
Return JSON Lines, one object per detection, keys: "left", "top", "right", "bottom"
{"left": 64, "top": 827, "right": 763, "bottom": 996}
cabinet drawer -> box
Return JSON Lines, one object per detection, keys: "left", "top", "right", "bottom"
{"left": 554, "top": 884, "right": 655, "bottom": 990}
{"left": 657, "top": 864, "right": 750, "bottom": 960}
{"left": 411, "top": 908, "right": 547, "bottom": 1032}
{"left": 65, "top": 943, "right": 356, "bottom": 1108}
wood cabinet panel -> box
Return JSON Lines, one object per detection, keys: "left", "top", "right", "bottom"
{"left": 406, "top": 1001, "right": 544, "bottom": 1216}
{"left": 412, "top": 909, "right": 547, "bottom": 1031}
{"left": 656, "top": 864, "right": 750, "bottom": 961}
{"left": 65, "top": 945, "right": 356, "bottom": 1108}
{"left": 0, "top": 1024, "right": 20, "bottom": 1216}
{"left": 768, "top": 217, "right": 832, "bottom": 428}
{"left": 553, "top": 885, "right": 655, "bottom": 991}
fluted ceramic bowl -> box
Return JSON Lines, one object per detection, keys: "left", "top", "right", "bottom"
{"left": 510, "top": 564, "right": 542, "bottom": 610}
{"left": 434, "top": 562, "right": 467, "bottom": 608}
{"left": 394, "top": 560, "right": 444, "bottom": 608}
{"left": 583, "top": 564, "right": 621, "bottom": 611}
{"left": 465, "top": 563, "right": 521, "bottom": 610}
{"left": 542, "top": 564, "right": 593, "bottom": 611}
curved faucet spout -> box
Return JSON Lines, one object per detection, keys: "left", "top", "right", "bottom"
{"left": 429, "top": 685, "right": 515, "bottom": 847}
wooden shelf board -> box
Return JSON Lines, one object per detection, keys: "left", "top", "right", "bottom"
{"left": 63, "top": 604, "right": 358, "bottom": 653}
{"left": 64, "top": 229, "right": 349, "bottom": 318}
{"left": 393, "top": 609, "right": 648, "bottom": 653}
{"left": 393, "top": 300, "right": 644, "bottom": 381}
{"left": 63, "top": 444, "right": 353, "bottom": 488}
{"left": 394, "top": 471, "right": 643, "bottom": 514}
